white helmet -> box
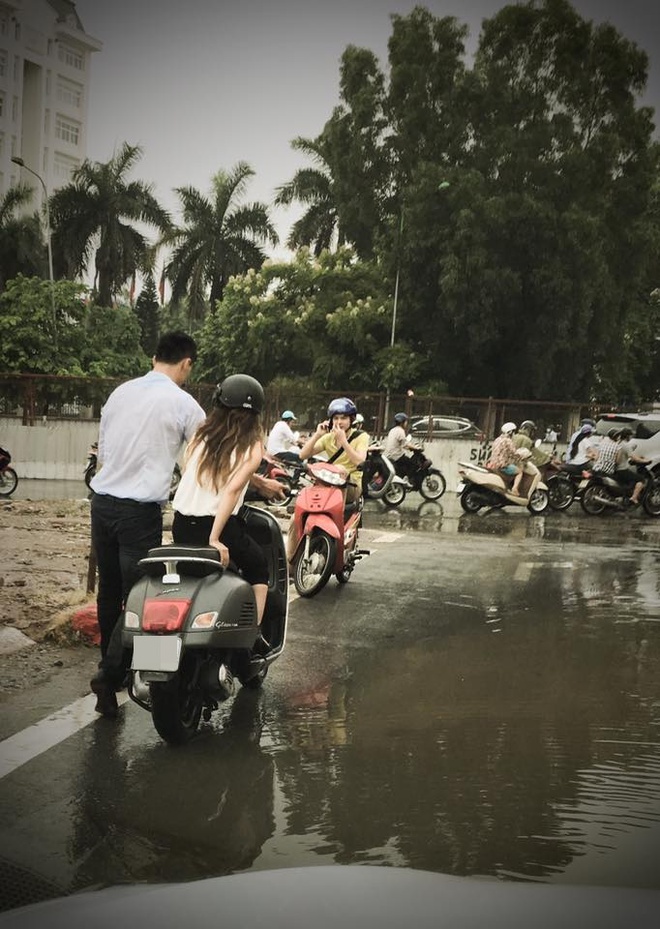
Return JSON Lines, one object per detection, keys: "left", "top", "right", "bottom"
{"left": 354, "top": 413, "right": 364, "bottom": 426}
{"left": 501, "top": 421, "right": 516, "bottom": 435}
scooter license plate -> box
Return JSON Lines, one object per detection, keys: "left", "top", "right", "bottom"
{"left": 456, "top": 481, "right": 465, "bottom": 493}
{"left": 132, "top": 635, "right": 182, "bottom": 672}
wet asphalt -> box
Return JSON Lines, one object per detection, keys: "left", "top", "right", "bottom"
{"left": 1, "top": 480, "right": 660, "bottom": 911}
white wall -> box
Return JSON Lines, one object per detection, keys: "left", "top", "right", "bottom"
{"left": 1, "top": 418, "right": 564, "bottom": 485}
{"left": 1, "top": 418, "right": 99, "bottom": 480}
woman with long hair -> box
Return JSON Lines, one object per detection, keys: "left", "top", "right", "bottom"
{"left": 171, "top": 374, "right": 269, "bottom": 637}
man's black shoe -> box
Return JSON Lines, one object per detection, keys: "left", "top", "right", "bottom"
{"left": 90, "top": 675, "right": 118, "bottom": 719}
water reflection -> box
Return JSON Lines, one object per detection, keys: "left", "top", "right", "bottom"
{"left": 69, "top": 690, "right": 275, "bottom": 889}
{"left": 266, "top": 562, "right": 660, "bottom": 886}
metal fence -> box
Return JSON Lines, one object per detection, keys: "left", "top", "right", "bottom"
{"left": 0, "top": 372, "right": 608, "bottom": 442}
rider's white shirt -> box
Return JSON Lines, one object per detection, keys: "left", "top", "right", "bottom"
{"left": 267, "top": 420, "right": 298, "bottom": 455}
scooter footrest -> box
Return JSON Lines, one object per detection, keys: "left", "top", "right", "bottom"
{"left": 356, "top": 549, "right": 371, "bottom": 556}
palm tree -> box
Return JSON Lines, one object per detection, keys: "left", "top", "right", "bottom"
{"left": 49, "top": 142, "right": 171, "bottom": 307}
{"left": 0, "top": 184, "right": 47, "bottom": 292}
{"left": 274, "top": 136, "right": 344, "bottom": 255}
{"left": 163, "top": 162, "right": 278, "bottom": 320}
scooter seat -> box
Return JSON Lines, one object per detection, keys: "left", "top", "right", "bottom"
{"left": 139, "top": 545, "right": 224, "bottom": 577}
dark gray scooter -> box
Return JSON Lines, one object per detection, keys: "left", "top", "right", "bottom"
{"left": 122, "top": 505, "right": 288, "bottom": 745}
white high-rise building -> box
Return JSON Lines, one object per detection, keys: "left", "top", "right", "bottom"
{"left": 0, "top": 0, "right": 101, "bottom": 209}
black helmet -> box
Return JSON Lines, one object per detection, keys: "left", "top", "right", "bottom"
{"left": 619, "top": 427, "right": 633, "bottom": 440}
{"left": 607, "top": 427, "right": 620, "bottom": 440}
{"left": 213, "top": 374, "right": 264, "bottom": 413}
{"left": 327, "top": 397, "right": 357, "bottom": 419}
{"left": 394, "top": 412, "right": 408, "bottom": 425}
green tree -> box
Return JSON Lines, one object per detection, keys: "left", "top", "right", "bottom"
{"left": 274, "top": 136, "right": 344, "bottom": 255}
{"left": 134, "top": 272, "right": 161, "bottom": 356}
{"left": 196, "top": 247, "right": 394, "bottom": 391}
{"left": 49, "top": 142, "right": 171, "bottom": 308}
{"left": 0, "top": 185, "right": 47, "bottom": 292}
{"left": 163, "top": 162, "right": 278, "bottom": 322}
{"left": 0, "top": 274, "right": 147, "bottom": 378}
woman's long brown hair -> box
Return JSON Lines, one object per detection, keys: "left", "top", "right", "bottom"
{"left": 188, "top": 406, "right": 263, "bottom": 492}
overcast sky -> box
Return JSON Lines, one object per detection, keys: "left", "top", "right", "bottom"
{"left": 73, "top": 0, "right": 660, "bottom": 259}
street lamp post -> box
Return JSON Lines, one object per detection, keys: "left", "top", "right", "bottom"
{"left": 383, "top": 181, "right": 450, "bottom": 431}
{"left": 11, "top": 155, "right": 56, "bottom": 341}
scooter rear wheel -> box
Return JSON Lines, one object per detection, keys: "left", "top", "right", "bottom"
{"left": 643, "top": 478, "right": 660, "bottom": 517}
{"left": 580, "top": 483, "right": 610, "bottom": 515}
{"left": 0, "top": 467, "right": 18, "bottom": 496}
{"left": 150, "top": 661, "right": 203, "bottom": 745}
{"left": 294, "top": 531, "right": 336, "bottom": 597}
{"left": 460, "top": 486, "right": 483, "bottom": 513}
{"left": 419, "top": 469, "right": 446, "bottom": 501}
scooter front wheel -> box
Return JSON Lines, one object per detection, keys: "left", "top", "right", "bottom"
{"left": 547, "top": 475, "right": 575, "bottom": 511}
{"left": 294, "top": 531, "right": 337, "bottom": 597}
{"left": 419, "top": 468, "right": 446, "bottom": 501}
{"left": 150, "top": 661, "right": 203, "bottom": 745}
{"left": 527, "top": 487, "right": 549, "bottom": 514}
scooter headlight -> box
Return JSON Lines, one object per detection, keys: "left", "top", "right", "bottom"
{"left": 315, "top": 468, "right": 346, "bottom": 486}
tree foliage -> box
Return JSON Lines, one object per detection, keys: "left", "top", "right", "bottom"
{"left": 0, "top": 275, "right": 147, "bottom": 378}
{"left": 49, "top": 142, "right": 171, "bottom": 309}
{"left": 196, "top": 247, "right": 403, "bottom": 391}
{"left": 134, "top": 271, "right": 161, "bottom": 356}
{"left": 162, "top": 162, "right": 279, "bottom": 323}
{"left": 276, "top": 0, "right": 660, "bottom": 403}
{"left": 0, "top": 185, "right": 47, "bottom": 292}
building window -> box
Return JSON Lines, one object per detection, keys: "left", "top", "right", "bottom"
{"left": 54, "top": 154, "right": 78, "bottom": 182}
{"left": 0, "top": 92, "right": 5, "bottom": 118}
{"left": 0, "top": 15, "right": 7, "bottom": 38}
{"left": 55, "top": 115, "right": 80, "bottom": 145}
{"left": 57, "top": 79, "right": 83, "bottom": 109}
{"left": 0, "top": 49, "right": 6, "bottom": 78}
{"left": 58, "top": 44, "right": 85, "bottom": 71}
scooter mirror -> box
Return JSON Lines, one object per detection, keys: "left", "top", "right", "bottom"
{"left": 534, "top": 438, "right": 542, "bottom": 448}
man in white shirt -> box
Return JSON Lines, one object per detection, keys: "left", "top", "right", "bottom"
{"left": 90, "top": 332, "right": 283, "bottom": 718}
{"left": 267, "top": 410, "right": 302, "bottom": 463}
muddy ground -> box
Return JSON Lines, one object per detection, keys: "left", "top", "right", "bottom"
{"left": 0, "top": 498, "right": 290, "bottom": 703}
{"left": 0, "top": 497, "right": 98, "bottom": 700}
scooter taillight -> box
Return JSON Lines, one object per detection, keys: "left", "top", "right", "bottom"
{"left": 142, "top": 599, "right": 192, "bottom": 632}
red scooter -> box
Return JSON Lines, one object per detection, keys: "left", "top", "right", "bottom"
{"left": 287, "top": 460, "right": 369, "bottom": 597}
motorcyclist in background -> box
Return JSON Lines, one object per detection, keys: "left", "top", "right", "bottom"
{"left": 383, "top": 412, "right": 417, "bottom": 484}
{"left": 298, "top": 397, "right": 369, "bottom": 506}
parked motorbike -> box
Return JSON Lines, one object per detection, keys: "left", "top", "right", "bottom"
{"left": 287, "top": 460, "right": 370, "bottom": 597}
{"left": 580, "top": 464, "right": 660, "bottom": 516}
{"left": 382, "top": 443, "right": 447, "bottom": 507}
{"left": 122, "top": 504, "right": 288, "bottom": 745}
{"left": 362, "top": 444, "right": 408, "bottom": 504}
{"left": 457, "top": 458, "right": 549, "bottom": 514}
{"left": 0, "top": 445, "right": 18, "bottom": 497}
{"left": 85, "top": 441, "right": 182, "bottom": 500}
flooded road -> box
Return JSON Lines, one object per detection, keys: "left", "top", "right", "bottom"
{"left": 1, "top": 483, "right": 660, "bottom": 909}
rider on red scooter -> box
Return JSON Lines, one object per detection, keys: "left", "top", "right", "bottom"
{"left": 298, "top": 398, "right": 369, "bottom": 505}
